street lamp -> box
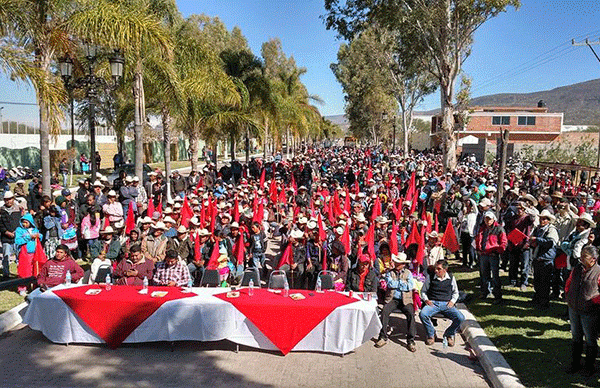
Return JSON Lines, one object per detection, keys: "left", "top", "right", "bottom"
{"left": 59, "top": 47, "right": 124, "bottom": 181}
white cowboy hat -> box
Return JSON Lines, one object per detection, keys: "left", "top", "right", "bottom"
{"left": 153, "top": 221, "right": 168, "bottom": 231}
{"left": 392, "top": 252, "right": 410, "bottom": 264}
{"left": 176, "top": 225, "right": 188, "bottom": 234}
{"left": 578, "top": 213, "right": 596, "bottom": 228}
{"left": 539, "top": 209, "right": 556, "bottom": 222}
{"left": 100, "top": 226, "right": 114, "bottom": 234}
{"left": 290, "top": 229, "right": 304, "bottom": 239}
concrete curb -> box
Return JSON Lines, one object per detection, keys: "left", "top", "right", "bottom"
{"left": 459, "top": 304, "right": 525, "bottom": 388}
{"left": 0, "top": 302, "right": 27, "bottom": 335}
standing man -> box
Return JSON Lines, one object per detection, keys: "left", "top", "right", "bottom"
{"left": 530, "top": 210, "right": 559, "bottom": 309}
{"left": 59, "top": 158, "right": 69, "bottom": 187}
{"left": 419, "top": 259, "right": 465, "bottom": 346}
{"left": 0, "top": 191, "right": 22, "bottom": 279}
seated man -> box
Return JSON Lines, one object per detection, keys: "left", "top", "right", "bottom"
{"left": 152, "top": 249, "right": 191, "bottom": 287}
{"left": 37, "top": 244, "right": 84, "bottom": 290}
{"left": 114, "top": 244, "right": 155, "bottom": 286}
{"left": 374, "top": 253, "right": 417, "bottom": 352}
{"left": 419, "top": 259, "right": 465, "bottom": 346}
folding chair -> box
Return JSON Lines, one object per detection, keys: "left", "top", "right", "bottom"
{"left": 240, "top": 268, "right": 260, "bottom": 287}
{"left": 268, "top": 270, "right": 287, "bottom": 290}
{"left": 317, "top": 270, "right": 336, "bottom": 290}
{"left": 200, "top": 269, "right": 220, "bottom": 287}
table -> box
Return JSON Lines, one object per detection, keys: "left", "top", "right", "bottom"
{"left": 23, "top": 285, "right": 382, "bottom": 355}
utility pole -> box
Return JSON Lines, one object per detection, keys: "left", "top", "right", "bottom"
{"left": 496, "top": 128, "right": 509, "bottom": 217}
{"left": 573, "top": 38, "right": 600, "bottom": 168}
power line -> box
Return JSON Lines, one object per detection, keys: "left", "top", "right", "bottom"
{"left": 0, "top": 101, "right": 37, "bottom": 106}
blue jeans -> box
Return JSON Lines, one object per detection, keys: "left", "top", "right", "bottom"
{"left": 419, "top": 301, "right": 465, "bottom": 339}
{"left": 62, "top": 172, "right": 68, "bottom": 187}
{"left": 251, "top": 251, "right": 265, "bottom": 269}
{"left": 2, "top": 242, "right": 15, "bottom": 277}
{"left": 480, "top": 254, "right": 501, "bottom": 299}
{"left": 569, "top": 307, "right": 599, "bottom": 347}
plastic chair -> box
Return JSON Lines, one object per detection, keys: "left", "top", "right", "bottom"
{"left": 268, "top": 270, "right": 287, "bottom": 290}
{"left": 317, "top": 270, "right": 336, "bottom": 290}
{"left": 94, "top": 265, "right": 112, "bottom": 284}
{"left": 200, "top": 269, "right": 220, "bottom": 287}
{"left": 240, "top": 268, "right": 260, "bottom": 287}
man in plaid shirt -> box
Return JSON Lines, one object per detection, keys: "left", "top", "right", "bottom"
{"left": 152, "top": 249, "right": 191, "bottom": 287}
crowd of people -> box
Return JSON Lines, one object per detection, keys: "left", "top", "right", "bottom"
{"left": 1, "top": 145, "right": 600, "bottom": 373}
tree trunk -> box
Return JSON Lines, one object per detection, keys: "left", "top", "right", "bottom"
{"left": 245, "top": 126, "right": 250, "bottom": 163}
{"left": 38, "top": 51, "right": 51, "bottom": 196}
{"left": 440, "top": 79, "right": 457, "bottom": 171}
{"left": 263, "top": 117, "right": 269, "bottom": 159}
{"left": 402, "top": 112, "right": 409, "bottom": 156}
{"left": 189, "top": 134, "right": 199, "bottom": 172}
{"left": 133, "top": 62, "right": 144, "bottom": 182}
{"left": 230, "top": 132, "right": 235, "bottom": 161}
{"left": 162, "top": 105, "right": 172, "bottom": 199}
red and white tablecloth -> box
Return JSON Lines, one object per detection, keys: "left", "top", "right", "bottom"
{"left": 23, "top": 285, "right": 381, "bottom": 355}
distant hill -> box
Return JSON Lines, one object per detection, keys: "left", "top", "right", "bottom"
{"left": 416, "top": 78, "right": 600, "bottom": 125}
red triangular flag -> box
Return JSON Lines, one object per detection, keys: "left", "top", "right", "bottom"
{"left": 406, "top": 172, "right": 416, "bottom": 202}
{"left": 366, "top": 166, "right": 373, "bottom": 182}
{"left": 200, "top": 202, "right": 206, "bottom": 228}
{"left": 318, "top": 213, "right": 327, "bottom": 242}
{"left": 371, "top": 196, "right": 382, "bottom": 221}
{"left": 32, "top": 238, "right": 47, "bottom": 276}
{"left": 125, "top": 202, "right": 136, "bottom": 234}
{"left": 103, "top": 216, "right": 110, "bottom": 229}
{"left": 157, "top": 197, "right": 163, "bottom": 214}
{"left": 269, "top": 179, "right": 278, "bottom": 204}
{"left": 327, "top": 198, "right": 336, "bottom": 225}
{"left": 209, "top": 200, "right": 217, "bottom": 233}
{"left": 194, "top": 176, "right": 203, "bottom": 194}
{"left": 180, "top": 196, "right": 193, "bottom": 228}
{"left": 434, "top": 212, "right": 439, "bottom": 233}
{"left": 342, "top": 224, "right": 350, "bottom": 255}
{"left": 333, "top": 192, "right": 342, "bottom": 218}
{"left": 147, "top": 196, "right": 155, "bottom": 218}
{"left": 365, "top": 222, "right": 376, "bottom": 261}
{"left": 278, "top": 187, "right": 287, "bottom": 204}
{"left": 389, "top": 221, "right": 399, "bottom": 255}
{"left": 234, "top": 234, "right": 245, "bottom": 266}
{"left": 291, "top": 175, "right": 297, "bottom": 193}
{"left": 441, "top": 218, "right": 460, "bottom": 253}
{"left": 415, "top": 227, "right": 425, "bottom": 265}
{"left": 354, "top": 180, "right": 359, "bottom": 195}
{"left": 322, "top": 246, "right": 327, "bottom": 271}
{"left": 259, "top": 168, "right": 266, "bottom": 188}
{"left": 344, "top": 189, "right": 351, "bottom": 213}
{"left": 405, "top": 222, "right": 420, "bottom": 247}
{"left": 206, "top": 241, "right": 220, "bottom": 270}
{"left": 276, "top": 243, "right": 293, "bottom": 269}
{"left": 233, "top": 198, "right": 240, "bottom": 223}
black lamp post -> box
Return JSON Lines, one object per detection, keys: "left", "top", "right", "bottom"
{"left": 59, "top": 45, "right": 124, "bottom": 181}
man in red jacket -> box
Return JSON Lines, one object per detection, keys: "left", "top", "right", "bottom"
{"left": 37, "top": 244, "right": 84, "bottom": 290}
{"left": 475, "top": 211, "right": 507, "bottom": 305}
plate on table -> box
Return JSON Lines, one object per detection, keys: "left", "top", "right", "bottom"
{"left": 289, "top": 293, "right": 305, "bottom": 301}
{"left": 85, "top": 289, "right": 102, "bottom": 296}
{"left": 226, "top": 291, "right": 240, "bottom": 298}
{"left": 151, "top": 291, "right": 168, "bottom": 298}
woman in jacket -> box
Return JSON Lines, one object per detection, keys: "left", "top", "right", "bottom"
{"left": 458, "top": 198, "right": 478, "bottom": 268}
{"left": 475, "top": 211, "right": 507, "bottom": 304}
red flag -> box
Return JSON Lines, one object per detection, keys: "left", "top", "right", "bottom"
{"left": 434, "top": 212, "right": 439, "bottom": 233}
{"left": 253, "top": 202, "right": 264, "bottom": 224}
{"left": 365, "top": 222, "right": 376, "bottom": 261}
{"left": 441, "top": 219, "right": 460, "bottom": 253}
{"left": 389, "top": 221, "right": 399, "bottom": 255}
{"left": 322, "top": 247, "right": 327, "bottom": 271}
{"left": 209, "top": 200, "right": 217, "bottom": 233}
{"left": 125, "top": 202, "right": 136, "bottom": 234}
{"left": 147, "top": 196, "right": 155, "bottom": 217}
{"left": 291, "top": 175, "right": 297, "bottom": 193}
{"left": 327, "top": 198, "right": 336, "bottom": 225}
{"left": 233, "top": 198, "right": 240, "bottom": 223}
{"left": 206, "top": 241, "right": 220, "bottom": 270}
{"left": 200, "top": 202, "right": 206, "bottom": 228}
{"left": 276, "top": 243, "right": 293, "bottom": 269}
{"left": 366, "top": 166, "right": 373, "bottom": 182}
{"left": 406, "top": 172, "right": 416, "bottom": 202}
{"left": 233, "top": 234, "right": 246, "bottom": 266}
{"left": 278, "top": 188, "right": 287, "bottom": 204}
{"left": 333, "top": 192, "right": 342, "bottom": 218}
{"left": 342, "top": 224, "right": 351, "bottom": 255}
{"left": 32, "top": 238, "right": 47, "bottom": 276}
{"left": 344, "top": 190, "right": 351, "bottom": 213}
{"left": 180, "top": 196, "right": 194, "bottom": 228}
{"left": 415, "top": 227, "right": 425, "bottom": 265}
{"left": 269, "top": 179, "right": 278, "bottom": 204}
{"left": 103, "top": 216, "right": 110, "bottom": 230}
{"left": 354, "top": 180, "right": 359, "bottom": 195}
{"left": 259, "top": 168, "right": 266, "bottom": 188}
{"left": 318, "top": 213, "right": 327, "bottom": 242}
{"left": 194, "top": 177, "right": 203, "bottom": 194}
{"left": 371, "top": 196, "right": 381, "bottom": 221}
{"left": 405, "top": 222, "right": 420, "bottom": 247}
{"left": 157, "top": 197, "right": 163, "bottom": 214}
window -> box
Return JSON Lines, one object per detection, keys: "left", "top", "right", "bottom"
{"left": 518, "top": 116, "right": 536, "bottom": 126}
{"left": 492, "top": 116, "right": 510, "bottom": 125}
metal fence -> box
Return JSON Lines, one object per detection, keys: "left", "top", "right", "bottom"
{"left": 0, "top": 121, "right": 117, "bottom": 136}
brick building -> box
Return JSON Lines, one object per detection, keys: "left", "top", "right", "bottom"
{"left": 430, "top": 104, "right": 563, "bottom": 146}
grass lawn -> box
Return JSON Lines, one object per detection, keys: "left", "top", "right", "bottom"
{"left": 452, "top": 262, "right": 599, "bottom": 388}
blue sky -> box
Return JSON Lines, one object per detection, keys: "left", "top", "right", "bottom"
{"left": 3, "top": 0, "right": 600, "bottom": 125}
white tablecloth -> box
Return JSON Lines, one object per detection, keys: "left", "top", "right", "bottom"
{"left": 23, "top": 285, "right": 382, "bottom": 354}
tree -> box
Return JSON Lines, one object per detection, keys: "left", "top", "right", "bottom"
{"left": 324, "top": 0, "right": 520, "bottom": 170}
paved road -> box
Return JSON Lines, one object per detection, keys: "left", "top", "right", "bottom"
{"left": 0, "top": 314, "right": 490, "bottom": 388}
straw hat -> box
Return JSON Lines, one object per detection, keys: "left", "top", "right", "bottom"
{"left": 539, "top": 209, "right": 556, "bottom": 222}
{"left": 391, "top": 252, "right": 410, "bottom": 264}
